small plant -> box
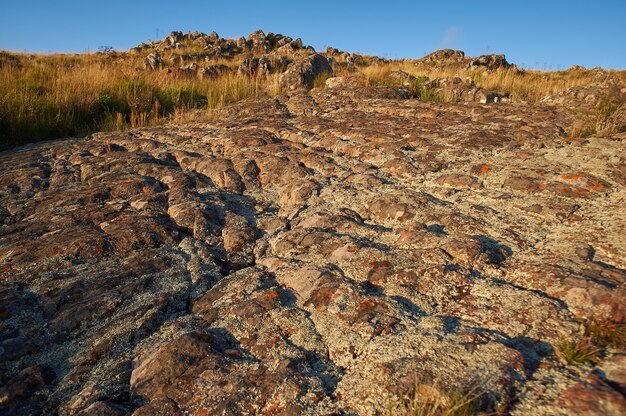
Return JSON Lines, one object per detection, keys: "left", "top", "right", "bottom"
{"left": 313, "top": 71, "right": 333, "bottom": 89}
{"left": 568, "top": 125, "right": 596, "bottom": 139}
{"left": 555, "top": 338, "right": 599, "bottom": 365}
{"left": 416, "top": 88, "right": 443, "bottom": 103}
{"left": 583, "top": 319, "right": 626, "bottom": 349}
{"left": 388, "top": 381, "right": 481, "bottom": 416}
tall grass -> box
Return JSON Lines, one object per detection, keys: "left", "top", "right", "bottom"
{"left": 0, "top": 52, "right": 264, "bottom": 150}
{"left": 2, "top": 49, "right": 625, "bottom": 151}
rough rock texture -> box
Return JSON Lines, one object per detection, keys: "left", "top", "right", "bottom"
{"left": 279, "top": 54, "right": 333, "bottom": 91}
{"left": 415, "top": 49, "right": 514, "bottom": 72}
{"left": 468, "top": 54, "right": 511, "bottom": 70}
{"left": 1, "top": 86, "right": 625, "bottom": 415}
{"left": 143, "top": 53, "right": 162, "bottom": 71}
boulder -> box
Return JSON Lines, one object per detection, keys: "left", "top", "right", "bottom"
{"left": 246, "top": 29, "right": 271, "bottom": 54}
{"left": 200, "top": 64, "right": 230, "bottom": 79}
{"left": 144, "top": 52, "right": 162, "bottom": 71}
{"left": 279, "top": 54, "right": 333, "bottom": 91}
{"left": 165, "top": 31, "right": 184, "bottom": 46}
{"left": 418, "top": 49, "right": 465, "bottom": 64}
{"left": 237, "top": 56, "right": 259, "bottom": 76}
{"left": 469, "top": 54, "right": 510, "bottom": 70}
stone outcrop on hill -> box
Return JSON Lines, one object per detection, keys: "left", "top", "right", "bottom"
{"left": 279, "top": 54, "right": 333, "bottom": 91}
{"left": 415, "top": 49, "right": 515, "bottom": 72}
{"left": 129, "top": 31, "right": 523, "bottom": 97}
{"left": 1, "top": 78, "right": 625, "bottom": 415}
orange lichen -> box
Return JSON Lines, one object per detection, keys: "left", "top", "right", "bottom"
{"left": 561, "top": 172, "right": 588, "bottom": 181}
{"left": 586, "top": 179, "right": 606, "bottom": 191}
{"left": 561, "top": 173, "right": 608, "bottom": 193}
{"left": 266, "top": 291, "right": 280, "bottom": 300}
{"left": 571, "top": 188, "right": 590, "bottom": 195}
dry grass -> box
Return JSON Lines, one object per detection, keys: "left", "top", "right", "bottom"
{"left": 555, "top": 318, "right": 625, "bottom": 367}
{"left": 583, "top": 319, "right": 626, "bottom": 349}
{"left": 2, "top": 47, "right": 625, "bottom": 151}
{"left": 555, "top": 338, "right": 600, "bottom": 365}
{"left": 0, "top": 51, "right": 265, "bottom": 150}
{"left": 388, "top": 381, "right": 483, "bottom": 416}
{"left": 351, "top": 61, "right": 626, "bottom": 103}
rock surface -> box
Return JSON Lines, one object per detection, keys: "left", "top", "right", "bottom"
{"left": 279, "top": 54, "right": 333, "bottom": 91}
{"left": 1, "top": 85, "right": 625, "bottom": 415}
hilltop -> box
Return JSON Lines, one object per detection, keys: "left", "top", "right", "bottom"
{"left": 0, "top": 31, "right": 625, "bottom": 415}
{"left": 2, "top": 29, "right": 625, "bottom": 151}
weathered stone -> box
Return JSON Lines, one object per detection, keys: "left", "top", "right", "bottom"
{"left": 1, "top": 69, "right": 624, "bottom": 416}
{"left": 469, "top": 54, "right": 511, "bottom": 70}
{"left": 144, "top": 52, "right": 162, "bottom": 70}
{"left": 279, "top": 54, "right": 333, "bottom": 91}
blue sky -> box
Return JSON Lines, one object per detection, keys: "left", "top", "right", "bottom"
{"left": 1, "top": 1, "right": 624, "bottom": 70}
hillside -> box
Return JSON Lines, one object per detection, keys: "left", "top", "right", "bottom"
{"left": 0, "top": 31, "right": 625, "bottom": 415}
{"left": 2, "top": 29, "right": 625, "bottom": 151}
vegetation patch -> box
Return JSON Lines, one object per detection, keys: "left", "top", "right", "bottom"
{"left": 582, "top": 319, "right": 626, "bottom": 349}
{"left": 0, "top": 52, "right": 263, "bottom": 151}
{"left": 387, "top": 380, "right": 486, "bottom": 416}
{"left": 555, "top": 338, "right": 600, "bottom": 366}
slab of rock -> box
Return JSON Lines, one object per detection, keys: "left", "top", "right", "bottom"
{"left": 1, "top": 85, "right": 625, "bottom": 415}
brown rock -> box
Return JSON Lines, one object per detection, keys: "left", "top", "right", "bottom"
{"left": 130, "top": 331, "right": 214, "bottom": 398}
{"left": 1, "top": 61, "right": 624, "bottom": 416}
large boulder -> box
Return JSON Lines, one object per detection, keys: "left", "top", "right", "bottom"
{"left": 469, "top": 54, "right": 510, "bottom": 70}
{"left": 245, "top": 29, "right": 271, "bottom": 54}
{"left": 165, "top": 31, "right": 184, "bottom": 46}
{"left": 143, "top": 52, "right": 162, "bottom": 71}
{"left": 279, "top": 54, "right": 333, "bottom": 91}
{"left": 418, "top": 49, "right": 466, "bottom": 65}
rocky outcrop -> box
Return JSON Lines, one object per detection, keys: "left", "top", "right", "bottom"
{"left": 541, "top": 82, "right": 626, "bottom": 107}
{"left": 1, "top": 86, "right": 625, "bottom": 415}
{"left": 133, "top": 30, "right": 311, "bottom": 62}
{"left": 143, "top": 52, "right": 162, "bottom": 71}
{"left": 424, "top": 77, "right": 510, "bottom": 103}
{"left": 279, "top": 54, "right": 333, "bottom": 91}
{"left": 418, "top": 49, "right": 466, "bottom": 64}
{"left": 416, "top": 49, "right": 514, "bottom": 72}
{"left": 468, "top": 54, "right": 511, "bottom": 70}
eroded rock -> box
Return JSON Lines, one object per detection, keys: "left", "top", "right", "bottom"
{"left": 1, "top": 85, "right": 624, "bottom": 415}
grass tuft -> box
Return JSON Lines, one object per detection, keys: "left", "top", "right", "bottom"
{"left": 555, "top": 338, "right": 600, "bottom": 366}
{"left": 312, "top": 72, "right": 333, "bottom": 89}
{"left": 0, "top": 52, "right": 263, "bottom": 151}
{"left": 388, "top": 381, "right": 481, "bottom": 416}
{"left": 583, "top": 319, "right": 626, "bottom": 349}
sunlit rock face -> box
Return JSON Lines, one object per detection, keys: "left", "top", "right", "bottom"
{"left": 1, "top": 84, "right": 625, "bottom": 415}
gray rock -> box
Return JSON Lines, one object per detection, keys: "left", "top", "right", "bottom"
{"left": 165, "top": 31, "right": 184, "bottom": 46}
{"left": 469, "top": 54, "right": 510, "bottom": 70}
{"left": 279, "top": 54, "right": 333, "bottom": 91}
{"left": 143, "top": 52, "right": 162, "bottom": 70}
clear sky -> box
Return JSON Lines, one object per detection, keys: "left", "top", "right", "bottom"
{"left": 1, "top": 0, "right": 624, "bottom": 70}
